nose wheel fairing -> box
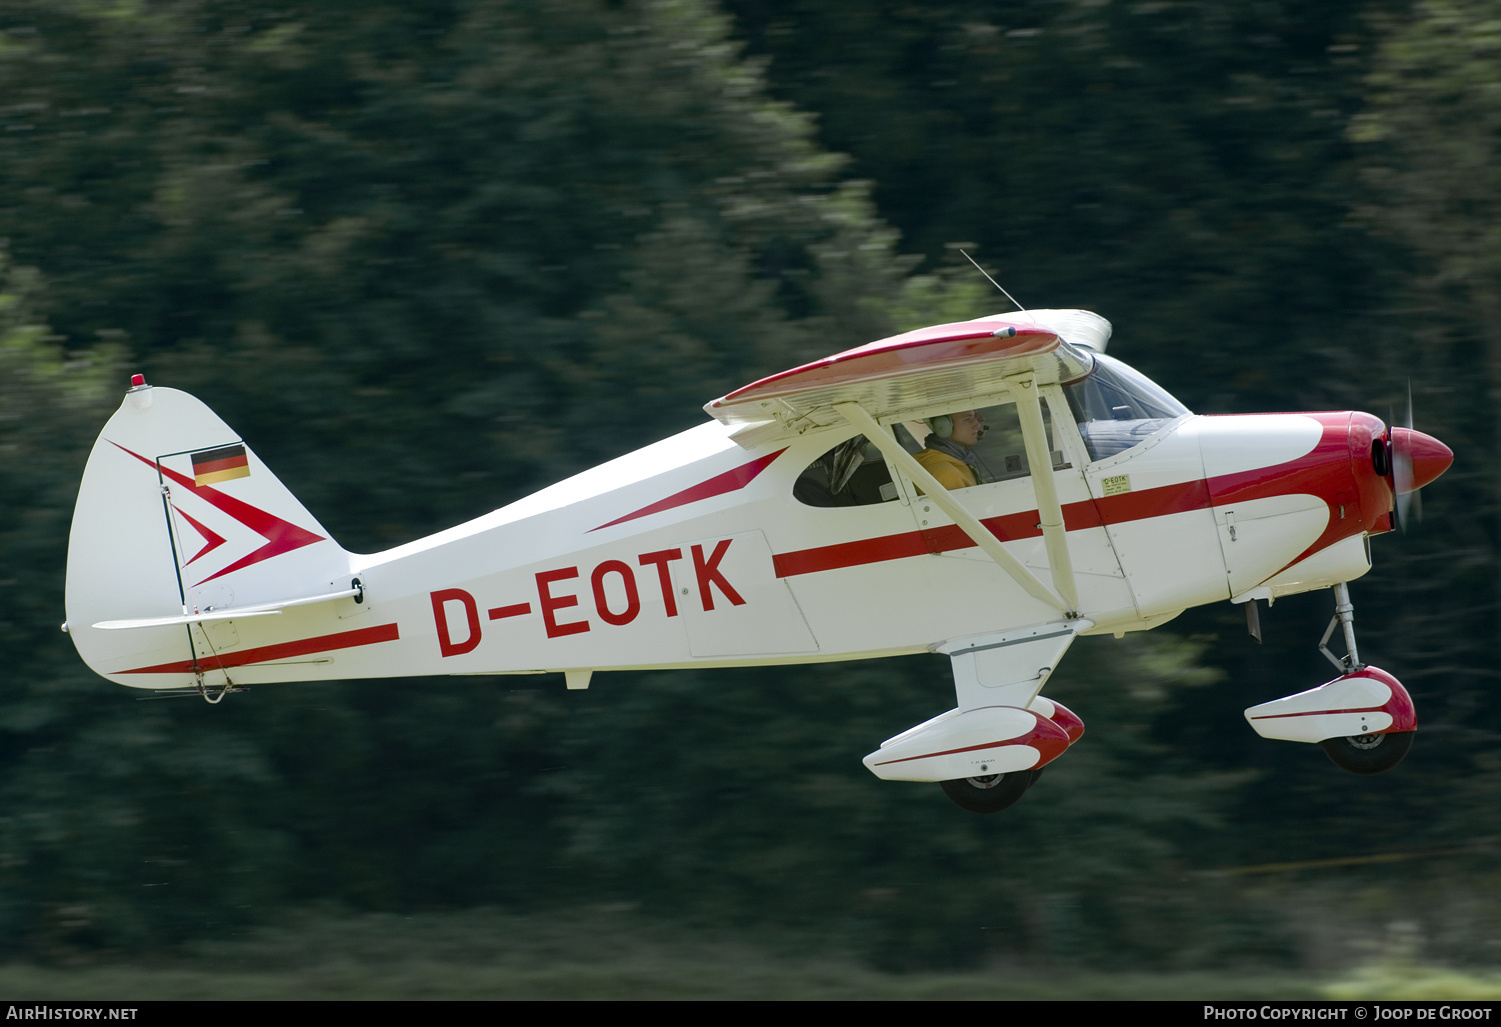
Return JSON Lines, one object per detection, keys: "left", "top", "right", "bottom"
{"left": 1245, "top": 665, "right": 1415, "bottom": 744}
{"left": 1243, "top": 583, "right": 1416, "bottom": 773}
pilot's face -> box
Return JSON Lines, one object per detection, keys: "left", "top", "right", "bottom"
{"left": 949, "top": 410, "right": 984, "bottom": 447}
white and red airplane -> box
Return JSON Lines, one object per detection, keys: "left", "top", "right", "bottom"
{"left": 63, "top": 309, "right": 1453, "bottom": 812}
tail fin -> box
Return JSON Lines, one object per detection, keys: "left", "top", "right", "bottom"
{"left": 65, "top": 379, "right": 354, "bottom": 688}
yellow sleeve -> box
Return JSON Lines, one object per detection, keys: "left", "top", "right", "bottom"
{"left": 915, "top": 450, "right": 977, "bottom": 491}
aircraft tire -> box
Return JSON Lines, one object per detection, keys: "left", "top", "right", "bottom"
{"left": 940, "top": 771, "right": 1033, "bottom": 814}
{"left": 1320, "top": 730, "right": 1414, "bottom": 775}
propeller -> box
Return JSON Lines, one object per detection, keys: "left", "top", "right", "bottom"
{"left": 1391, "top": 386, "right": 1415, "bottom": 529}
{"left": 1385, "top": 384, "right": 1453, "bottom": 532}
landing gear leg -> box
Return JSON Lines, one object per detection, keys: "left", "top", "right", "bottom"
{"left": 1318, "top": 582, "right": 1361, "bottom": 674}
{"left": 1313, "top": 582, "right": 1414, "bottom": 774}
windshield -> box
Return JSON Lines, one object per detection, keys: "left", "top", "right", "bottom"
{"left": 1063, "top": 354, "right": 1189, "bottom": 460}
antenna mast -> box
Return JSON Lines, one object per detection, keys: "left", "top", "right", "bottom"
{"left": 960, "top": 249, "right": 1025, "bottom": 312}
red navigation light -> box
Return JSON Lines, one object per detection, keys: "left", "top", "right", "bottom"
{"left": 130, "top": 374, "right": 146, "bottom": 388}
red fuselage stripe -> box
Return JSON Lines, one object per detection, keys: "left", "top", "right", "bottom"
{"left": 773, "top": 531, "right": 932, "bottom": 578}
{"left": 591, "top": 448, "right": 787, "bottom": 532}
{"left": 773, "top": 479, "right": 1211, "bottom": 578}
{"left": 117, "top": 622, "right": 400, "bottom": 674}
{"left": 773, "top": 418, "right": 1370, "bottom": 579}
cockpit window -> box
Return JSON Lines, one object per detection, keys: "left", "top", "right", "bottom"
{"left": 1063, "top": 353, "right": 1189, "bottom": 460}
{"left": 899, "top": 401, "right": 1070, "bottom": 487}
{"left": 963, "top": 401, "right": 1070, "bottom": 482}
{"left": 794, "top": 396, "right": 1080, "bottom": 508}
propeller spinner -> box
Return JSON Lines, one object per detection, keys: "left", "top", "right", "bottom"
{"left": 1385, "top": 390, "right": 1453, "bottom": 530}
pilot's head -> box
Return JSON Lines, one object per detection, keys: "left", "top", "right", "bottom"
{"left": 929, "top": 410, "right": 985, "bottom": 448}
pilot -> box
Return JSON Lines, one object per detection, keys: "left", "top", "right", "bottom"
{"left": 916, "top": 410, "right": 988, "bottom": 490}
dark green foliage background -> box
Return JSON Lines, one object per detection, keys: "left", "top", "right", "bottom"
{"left": 1, "top": 0, "right": 1495, "bottom": 968}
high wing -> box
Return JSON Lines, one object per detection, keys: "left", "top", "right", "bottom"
{"left": 706, "top": 308, "right": 1111, "bottom": 443}
{"left": 710, "top": 309, "right": 1113, "bottom": 616}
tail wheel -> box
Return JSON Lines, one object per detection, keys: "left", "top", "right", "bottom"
{"left": 1321, "top": 730, "right": 1414, "bottom": 775}
{"left": 940, "top": 770, "right": 1036, "bottom": 814}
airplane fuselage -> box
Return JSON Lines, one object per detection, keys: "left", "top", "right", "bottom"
{"left": 361, "top": 407, "right": 1393, "bottom": 678}
{"left": 82, "top": 400, "right": 1394, "bottom": 689}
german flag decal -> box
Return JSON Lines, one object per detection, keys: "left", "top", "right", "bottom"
{"left": 192, "top": 444, "right": 250, "bottom": 486}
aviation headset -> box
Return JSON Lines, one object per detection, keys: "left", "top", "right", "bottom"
{"left": 927, "top": 412, "right": 989, "bottom": 445}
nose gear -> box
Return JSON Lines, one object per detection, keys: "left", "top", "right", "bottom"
{"left": 1243, "top": 582, "right": 1415, "bottom": 775}
{"left": 1318, "top": 581, "right": 1361, "bottom": 673}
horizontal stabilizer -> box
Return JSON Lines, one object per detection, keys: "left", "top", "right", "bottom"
{"left": 94, "top": 583, "right": 363, "bottom": 630}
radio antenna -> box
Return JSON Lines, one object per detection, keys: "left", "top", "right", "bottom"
{"left": 960, "top": 249, "right": 1025, "bottom": 313}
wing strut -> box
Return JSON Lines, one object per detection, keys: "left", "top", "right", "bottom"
{"left": 1005, "top": 372, "right": 1079, "bottom": 612}
{"left": 834, "top": 402, "right": 1070, "bottom": 615}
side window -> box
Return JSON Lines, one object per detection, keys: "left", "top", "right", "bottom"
{"left": 793, "top": 431, "right": 909, "bottom": 508}
{"left": 903, "top": 402, "right": 1071, "bottom": 487}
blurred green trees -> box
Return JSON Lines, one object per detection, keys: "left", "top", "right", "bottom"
{"left": 726, "top": 0, "right": 1399, "bottom": 413}
{"left": 0, "top": 0, "right": 918, "bottom": 549}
